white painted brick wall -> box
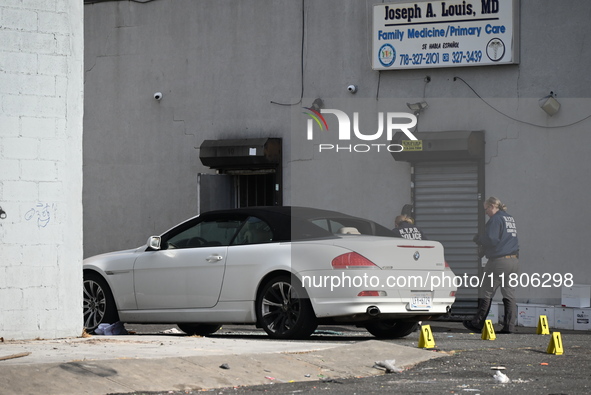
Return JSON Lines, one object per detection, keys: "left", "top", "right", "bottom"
{"left": 0, "top": 0, "right": 83, "bottom": 340}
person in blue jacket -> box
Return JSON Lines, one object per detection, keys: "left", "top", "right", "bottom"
{"left": 463, "top": 196, "right": 520, "bottom": 334}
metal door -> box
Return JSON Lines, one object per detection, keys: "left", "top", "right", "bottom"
{"left": 198, "top": 174, "right": 236, "bottom": 213}
{"left": 412, "top": 161, "right": 483, "bottom": 316}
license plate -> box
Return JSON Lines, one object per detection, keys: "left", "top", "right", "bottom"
{"left": 410, "top": 292, "right": 432, "bottom": 310}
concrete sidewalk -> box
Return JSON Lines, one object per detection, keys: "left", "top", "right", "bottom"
{"left": 0, "top": 334, "right": 443, "bottom": 395}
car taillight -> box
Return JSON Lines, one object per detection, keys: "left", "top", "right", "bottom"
{"left": 357, "top": 290, "right": 387, "bottom": 297}
{"left": 331, "top": 252, "right": 378, "bottom": 269}
{"left": 445, "top": 261, "right": 451, "bottom": 269}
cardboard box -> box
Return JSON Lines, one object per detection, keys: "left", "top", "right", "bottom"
{"left": 486, "top": 302, "right": 504, "bottom": 324}
{"left": 535, "top": 306, "right": 555, "bottom": 328}
{"left": 517, "top": 304, "right": 543, "bottom": 327}
{"left": 561, "top": 284, "right": 591, "bottom": 308}
{"left": 573, "top": 308, "right": 591, "bottom": 331}
{"left": 554, "top": 307, "right": 574, "bottom": 330}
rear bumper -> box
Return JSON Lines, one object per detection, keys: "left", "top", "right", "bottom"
{"left": 299, "top": 268, "right": 456, "bottom": 320}
{"left": 310, "top": 298, "right": 455, "bottom": 320}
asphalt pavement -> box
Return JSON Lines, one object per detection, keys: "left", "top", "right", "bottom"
{"left": 1, "top": 322, "right": 590, "bottom": 395}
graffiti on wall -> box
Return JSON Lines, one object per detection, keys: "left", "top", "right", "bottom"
{"left": 25, "top": 203, "right": 56, "bottom": 228}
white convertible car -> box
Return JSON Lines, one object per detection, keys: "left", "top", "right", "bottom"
{"left": 83, "top": 206, "right": 456, "bottom": 339}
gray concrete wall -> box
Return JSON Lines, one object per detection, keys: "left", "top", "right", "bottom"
{"left": 84, "top": 0, "right": 591, "bottom": 304}
{"left": 0, "top": 0, "right": 84, "bottom": 340}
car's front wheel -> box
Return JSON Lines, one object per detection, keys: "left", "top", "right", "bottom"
{"left": 177, "top": 323, "right": 222, "bottom": 336}
{"left": 83, "top": 272, "right": 119, "bottom": 332}
{"left": 256, "top": 275, "right": 317, "bottom": 339}
{"left": 365, "top": 320, "right": 419, "bottom": 339}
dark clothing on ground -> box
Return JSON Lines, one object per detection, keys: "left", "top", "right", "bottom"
{"left": 393, "top": 221, "right": 427, "bottom": 240}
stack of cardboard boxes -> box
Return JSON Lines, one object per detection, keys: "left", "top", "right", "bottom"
{"left": 486, "top": 284, "right": 591, "bottom": 330}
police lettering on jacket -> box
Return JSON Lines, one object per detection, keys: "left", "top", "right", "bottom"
{"left": 398, "top": 227, "right": 424, "bottom": 240}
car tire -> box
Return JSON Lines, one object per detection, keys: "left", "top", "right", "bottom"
{"left": 256, "top": 274, "right": 317, "bottom": 339}
{"left": 365, "top": 320, "right": 419, "bottom": 339}
{"left": 177, "top": 323, "right": 222, "bottom": 336}
{"left": 83, "top": 272, "right": 120, "bottom": 332}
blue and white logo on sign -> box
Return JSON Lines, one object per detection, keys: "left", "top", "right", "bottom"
{"left": 378, "top": 43, "right": 396, "bottom": 67}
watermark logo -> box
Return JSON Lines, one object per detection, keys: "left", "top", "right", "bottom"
{"left": 302, "top": 107, "right": 329, "bottom": 137}
{"left": 304, "top": 108, "right": 418, "bottom": 153}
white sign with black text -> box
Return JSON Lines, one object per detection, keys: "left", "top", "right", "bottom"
{"left": 372, "top": 0, "right": 520, "bottom": 70}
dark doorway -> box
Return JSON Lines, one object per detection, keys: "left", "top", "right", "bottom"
{"left": 199, "top": 138, "right": 283, "bottom": 211}
{"left": 237, "top": 172, "right": 276, "bottom": 207}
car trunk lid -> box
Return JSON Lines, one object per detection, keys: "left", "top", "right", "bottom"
{"left": 328, "top": 236, "right": 446, "bottom": 271}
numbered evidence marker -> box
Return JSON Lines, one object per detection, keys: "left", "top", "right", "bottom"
{"left": 537, "top": 315, "right": 550, "bottom": 335}
{"left": 418, "top": 324, "right": 435, "bottom": 348}
{"left": 481, "top": 319, "right": 496, "bottom": 340}
{"left": 547, "top": 332, "right": 564, "bottom": 355}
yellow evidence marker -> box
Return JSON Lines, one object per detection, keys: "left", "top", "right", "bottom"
{"left": 547, "top": 332, "right": 564, "bottom": 355}
{"left": 537, "top": 315, "right": 550, "bottom": 335}
{"left": 418, "top": 324, "right": 436, "bottom": 348}
{"left": 481, "top": 319, "right": 496, "bottom": 340}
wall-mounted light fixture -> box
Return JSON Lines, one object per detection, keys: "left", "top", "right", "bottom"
{"left": 539, "top": 92, "right": 560, "bottom": 116}
{"left": 407, "top": 101, "right": 428, "bottom": 115}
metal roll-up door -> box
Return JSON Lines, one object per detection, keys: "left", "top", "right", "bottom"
{"left": 413, "top": 161, "right": 482, "bottom": 316}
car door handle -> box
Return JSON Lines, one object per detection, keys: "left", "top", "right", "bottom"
{"left": 206, "top": 254, "right": 224, "bottom": 263}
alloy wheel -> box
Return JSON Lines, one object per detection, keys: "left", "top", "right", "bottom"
{"left": 261, "top": 281, "right": 302, "bottom": 335}
{"left": 83, "top": 279, "right": 106, "bottom": 330}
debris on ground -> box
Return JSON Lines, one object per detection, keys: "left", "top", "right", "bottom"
{"left": 321, "top": 378, "right": 344, "bottom": 384}
{"left": 313, "top": 329, "right": 344, "bottom": 336}
{"left": 161, "top": 328, "right": 183, "bottom": 334}
{"left": 373, "top": 359, "right": 404, "bottom": 373}
{"left": 493, "top": 370, "right": 510, "bottom": 383}
{"left": 94, "top": 322, "right": 128, "bottom": 335}
{"left": 0, "top": 352, "right": 31, "bottom": 362}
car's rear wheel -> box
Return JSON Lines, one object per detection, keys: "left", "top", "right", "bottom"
{"left": 177, "top": 323, "right": 222, "bottom": 336}
{"left": 256, "top": 275, "right": 317, "bottom": 339}
{"left": 365, "top": 320, "right": 419, "bottom": 339}
{"left": 83, "top": 272, "right": 119, "bottom": 332}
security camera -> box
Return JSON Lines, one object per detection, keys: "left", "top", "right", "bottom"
{"left": 347, "top": 85, "right": 358, "bottom": 94}
{"left": 154, "top": 92, "right": 163, "bottom": 101}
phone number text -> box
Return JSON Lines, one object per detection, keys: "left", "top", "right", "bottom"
{"left": 399, "top": 50, "right": 483, "bottom": 66}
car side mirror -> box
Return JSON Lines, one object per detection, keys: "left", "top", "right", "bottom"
{"left": 147, "top": 236, "right": 161, "bottom": 251}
